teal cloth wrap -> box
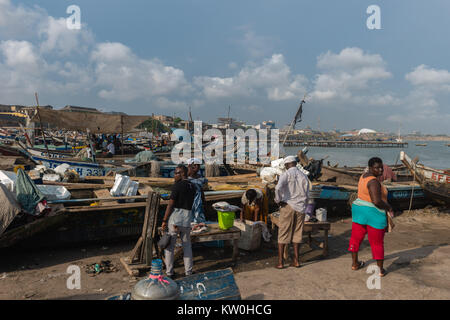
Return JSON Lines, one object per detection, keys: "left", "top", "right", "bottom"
{"left": 351, "top": 198, "right": 387, "bottom": 230}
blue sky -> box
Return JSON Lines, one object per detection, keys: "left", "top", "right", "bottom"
{"left": 1, "top": 0, "right": 450, "bottom": 134}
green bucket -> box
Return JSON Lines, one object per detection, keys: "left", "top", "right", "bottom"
{"left": 217, "top": 211, "right": 235, "bottom": 230}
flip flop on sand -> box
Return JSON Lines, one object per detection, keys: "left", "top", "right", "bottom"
{"left": 351, "top": 261, "right": 365, "bottom": 270}
{"left": 275, "top": 264, "right": 285, "bottom": 269}
{"left": 290, "top": 263, "right": 301, "bottom": 268}
{"left": 379, "top": 268, "right": 387, "bottom": 277}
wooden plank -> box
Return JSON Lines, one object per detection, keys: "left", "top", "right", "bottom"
{"left": 93, "top": 188, "right": 118, "bottom": 205}
{"left": 63, "top": 202, "right": 147, "bottom": 213}
{"left": 129, "top": 236, "right": 143, "bottom": 262}
{"left": 145, "top": 192, "right": 160, "bottom": 265}
{"left": 43, "top": 181, "right": 114, "bottom": 190}
{"left": 138, "top": 185, "right": 153, "bottom": 196}
{"left": 191, "top": 233, "right": 240, "bottom": 242}
{"left": 140, "top": 193, "right": 152, "bottom": 263}
{"left": 85, "top": 173, "right": 257, "bottom": 183}
{"left": 120, "top": 257, "right": 139, "bottom": 276}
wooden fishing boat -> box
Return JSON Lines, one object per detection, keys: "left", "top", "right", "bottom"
{"left": 320, "top": 165, "right": 413, "bottom": 184}
{"left": 415, "top": 143, "right": 427, "bottom": 147}
{"left": 310, "top": 181, "right": 427, "bottom": 212}
{"left": 0, "top": 144, "right": 25, "bottom": 157}
{"left": 0, "top": 174, "right": 255, "bottom": 248}
{"left": 400, "top": 151, "right": 450, "bottom": 205}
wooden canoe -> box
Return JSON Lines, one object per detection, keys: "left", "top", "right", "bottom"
{"left": 400, "top": 151, "right": 450, "bottom": 205}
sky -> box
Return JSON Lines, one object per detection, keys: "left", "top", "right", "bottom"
{"left": 1, "top": 0, "right": 450, "bottom": 134}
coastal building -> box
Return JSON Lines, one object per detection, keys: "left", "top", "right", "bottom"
{"left": 62, "top": 105, "right": 101, "bottom": 113}
{"left": 0, "top": 104, "right": 52, "bottom": 126}
{"left": 254, "top": 120, "right": 276, "bottom": 130}
{"left": 217, "top": 117, "right": 245, "bottom": 129}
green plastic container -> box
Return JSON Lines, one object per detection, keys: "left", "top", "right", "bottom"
{"left": 217, "top": 211, "right": 235, "bottom": 230}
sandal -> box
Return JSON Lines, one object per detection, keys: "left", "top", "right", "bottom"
{"left": 290, "top": 263, "right": 301, "bottom": 268}
{"left": 275, "top": 264, "right": 285, "bottom": 269}
{"left": 351, "top": 261, "right": 365, "bottom": 270}
{"left": 379, "top": 268, "right": 387, "bottom": 277}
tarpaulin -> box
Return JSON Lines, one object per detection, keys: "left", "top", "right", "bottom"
{"left": 0, "top": 183, "right": 21, "bottom": 236}
{"left": 15, "top": 169, "right": 45, "bottom": 214}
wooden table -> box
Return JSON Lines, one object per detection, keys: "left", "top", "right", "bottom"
{"left": 269, "top": 213, "right": 330, "bottom": 257}
{"left": 191, "top": 224, "right": 241, "bottom": 261}
{"left": 161, "top": 223, "right": 241, "bottom": 263}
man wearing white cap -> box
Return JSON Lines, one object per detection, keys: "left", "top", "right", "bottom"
{"left": 274, "top": 155, "right": 310, "bottom": 269}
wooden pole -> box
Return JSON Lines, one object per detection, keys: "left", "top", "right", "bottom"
{"left": 34, "top": 93, "right": 50, "bottom": 157}
{"left": 86, "top": 128, "right": 96, "bottom": 163}
{"left": 120, "top": 115, "right": 124, "bottom": 155}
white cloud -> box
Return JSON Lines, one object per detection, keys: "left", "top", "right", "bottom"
{"left": 92, "top": 42, "right": 192, "bottom": 102}
{"left": 39, "top": 16, "right": 95, "bottom": 56}
{"left": 0, "top": 0, "right": 46, "bottom": 39}
{"left": 405, "top": 64, "right": 450, "bottom": 91}
{"left": 0, "top": 1, "right": 192, "bottom": 108}
{"left": 0, "top": 40, "right": 40, "bottom": 70}
{"left": 312, "top": 47, "right": 392, "bottom": 102}
{"left": 387, "top": 66, "right": 450, "bottom": 126}
{"left": 194, "top": 54, "right": 307, "bottom": 101}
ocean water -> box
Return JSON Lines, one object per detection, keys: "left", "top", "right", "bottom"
{"left": 284, "top": 140, "right": 449, "bottom": 169}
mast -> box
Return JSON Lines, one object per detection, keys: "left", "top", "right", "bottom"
{"left": 34, "top": 92, "right": 50, "bottom": 157}
{"left": 282, "top": 93, "right": 307, "bottom": 145}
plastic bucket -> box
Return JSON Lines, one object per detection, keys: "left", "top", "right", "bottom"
{"left": 316, "top": 208, "right": 327, "bottom": 222}
{"left": 217, "top": 211, "right": 235, "bottom": 230}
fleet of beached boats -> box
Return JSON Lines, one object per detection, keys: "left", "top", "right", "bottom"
{"left": 0, "top": 108, "right": 448, "bottom": 250}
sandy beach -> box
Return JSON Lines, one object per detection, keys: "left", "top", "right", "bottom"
{"left": 1, "top": 206, "right": 448, "bottom": 300}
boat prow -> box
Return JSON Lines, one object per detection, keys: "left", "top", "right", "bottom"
{"left": 400, "top": 151, "right": 450, "bottom": 205}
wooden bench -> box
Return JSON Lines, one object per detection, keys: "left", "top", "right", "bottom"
{"left": 269, "top": 213, "right": 330, "bottom": 258}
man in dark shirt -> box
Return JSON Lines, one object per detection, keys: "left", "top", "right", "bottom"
{"left": 161, "top": 164, "right": 196, "bottom": 277}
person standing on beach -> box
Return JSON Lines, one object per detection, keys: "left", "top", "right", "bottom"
{"left": 187, "top": 158, "right": 208, "bottom": 226}
{"left": 274, "top": 156, "right": 310, "bottom": 269}
{"left": 161, "top": 164, "right": 196, "bottom": 277}
{"left": 349, "top": 157, "right": 394, "bottom": 277}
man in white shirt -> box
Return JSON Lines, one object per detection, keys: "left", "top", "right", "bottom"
{"left": 274, "top": 155, "right": 310, "bottom": 269}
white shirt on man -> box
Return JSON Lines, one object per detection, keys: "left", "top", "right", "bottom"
{"left": 275, "top": 166, "right": 310, "bottom": 212}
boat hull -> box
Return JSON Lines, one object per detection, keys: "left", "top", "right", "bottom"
{"left": 400, "top": 151, "right": 450, "bottom": 205}
{"left": 31, "top": 155, "right": 109, "bottom": 177}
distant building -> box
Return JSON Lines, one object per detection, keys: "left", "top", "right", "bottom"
{"left": 254, "top": 120, "right": 276, "bottom": 130}
{"left": 153, "top": 115, "right": 175, "bottom": 127}
{"left": 62, "top": 105, "right": 100, "bottom": 113}
{"left": 0, "top": 104, "right": 52, "bottom": 126}
{"left": 217, "top": 117, "right": 245, "bottom": 129}
{"left": 358, "top": 128, "right": 377, "bottom": 135}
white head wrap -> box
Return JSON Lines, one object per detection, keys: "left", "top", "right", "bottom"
{"left": 283, "top": 155, "right": 297, "bottom": 165}
{"left": 187, "top": 158, "right": 202, "bottom": 165}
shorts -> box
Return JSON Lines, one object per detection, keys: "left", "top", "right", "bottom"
{"left": 278, "top": 204, "right": 305, "bottom": 244}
